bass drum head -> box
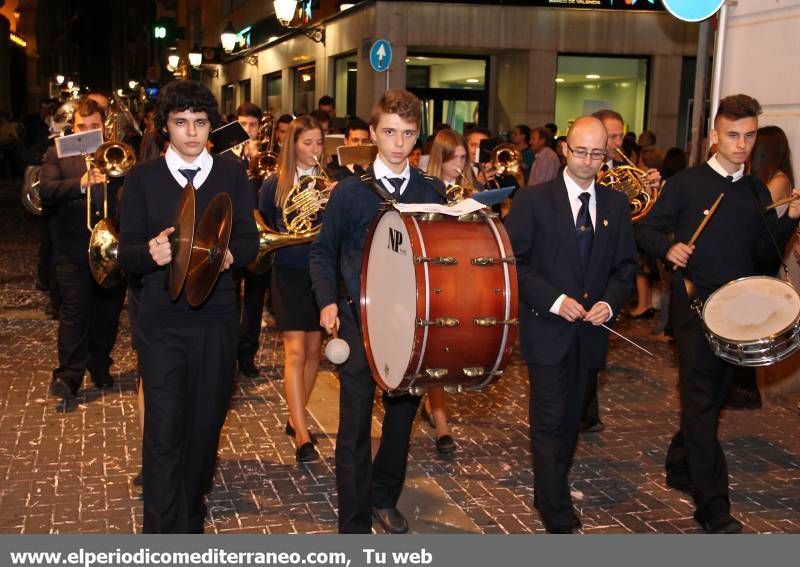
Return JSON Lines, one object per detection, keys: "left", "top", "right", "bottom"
{"left": 703, "top": 276, "right": 800, "bottom": 342}
{"left": 363, "top": 210, "right": 417, "bottom": 390}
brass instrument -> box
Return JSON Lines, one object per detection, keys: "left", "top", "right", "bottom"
{"left": 21, "top": 165, "right": 43, "bottom": 215}
{"left": 491, "top": 143, "right": 522, "bottom": 177}
{"left": 446, "top": 167, "right": 476, "bottom": 204}
{"left": 248, "top": 156, "right": 333, "bottom": 273}
{"left": 596, "top": 148, "right": 658, "bottom": 223}
{"left": 248, "top": 113, "right": 279, "bottom": 180}
{"left": 85, "top": 140, "right": 136, "bottom": 287}
{"left": 104, "top": 93, "right": 142, "bottom": 142}
{"left": 50, "top": 99, "right": 80, "bottom": 137}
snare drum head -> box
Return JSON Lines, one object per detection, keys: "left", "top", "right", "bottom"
{"left": 703, "top": 276, "right": 800, "bottom": 342}
{"left": 363, "top": 210, "right": 417, "bottom": 389}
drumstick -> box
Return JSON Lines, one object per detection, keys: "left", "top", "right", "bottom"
{"left": 766, "top": 192, "right": 800, "bottom": 211}
{"left": 600, "top": 323, "right": 655, "bottom": 357}
{"left": 673, "top": 192, "right": 725, "bottom": 271}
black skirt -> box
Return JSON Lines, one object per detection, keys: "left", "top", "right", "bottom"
{"left": 271, "top": 265, "right": 322, "bottom": 332}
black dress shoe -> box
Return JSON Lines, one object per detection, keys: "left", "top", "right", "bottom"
{"left": 372, "top": 507, "right": 409, "bottom": 534}
{"left": 723, "top": 386, "right": 762, "bottom": 410}
{"left": 546, "top": 524, "right": 574, "bottom": 534}
{"left": 295, "top": 442, "right": 319, "bottom": 463}
{"left": 572, "top": 513, "right": 582, "bottom": 530}
{"left": 696, "top": 513, "right": 743, "bottom": 534}
{"left": 627, "top": 307, "right": 656, "bottom": 320}
{"left": 435, "top": 434, "right": 456, "bottom": 455}
{"left": 580, "top": 419, "right": 605, "bottom": 433}
{"left": 238, "top": 360, "right": 260, "bottom": 378}
{"left": 285, "top": 422, "right": 318, "bottom": 445}
{"left": 50, "top": 378, "right": 76, "bottom": 400}
{"left": 92, "top": 373, "right": 114, "bottom": 389}
{"left": 132, "top": 471, "right": 143, "bottom": 487}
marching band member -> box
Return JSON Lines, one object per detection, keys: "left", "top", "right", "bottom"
{"left": 636, "top": 94, "right": 800, "bottom": 533}
{"left": 328, "top": 118, "right": 372, "bottom": 180}
{"left": 39, "top": 97, "right": 126, "bottom": 400}
{"left": 118, "top": 80, "right": 258, "bottom": 533}
{"left": 310, "top": 89, "right": 446, "bottom": 534}
{"left": 506, "top": 115, "right": 636, "bottom": 533}
{"left": 258, "top": 115, "right": 328, "bottom": 463}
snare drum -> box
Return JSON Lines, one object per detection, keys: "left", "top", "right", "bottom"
{"left": 702, "top": 276, "right": 800, "bottom": 366}
{"left": 361, "top": 209, "right": 518, "bottom": 394}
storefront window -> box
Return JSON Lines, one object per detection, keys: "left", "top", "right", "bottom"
{"left": 262, "top": 72, "right": 283, "bottom": 115}
{"left": 334, "top": 53, "right": 357, "bottom": 119}
{"left": 554, "top": 55, "right": 649, "bottom": 135}
{"left": 293, "top": 64, "right": 316, "bottom": 115}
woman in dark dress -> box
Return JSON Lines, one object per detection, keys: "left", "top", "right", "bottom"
{"left": 258, "top": 115, "right": 330, "bottom": 463}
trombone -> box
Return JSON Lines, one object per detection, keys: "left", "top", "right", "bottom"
{"left": 249, "top": 113, "right": 280, "bottom": 180}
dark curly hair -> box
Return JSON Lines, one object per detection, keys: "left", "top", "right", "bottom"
{"left": 154, "top": 80, "right": 222, "bottom": 137}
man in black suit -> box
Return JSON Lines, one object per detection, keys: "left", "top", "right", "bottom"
{"left": 506, "top": 115, "right": 637, "bottom": 533}
{"left": 39, "top": 97, "right": 126, "bottom": 399}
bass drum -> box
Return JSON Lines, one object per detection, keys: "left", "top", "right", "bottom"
{"left": 702, "top": 276, "right": 800, "bottom": 366}
{"left": 360, "top": 208, "right": 518, "bottom": 394}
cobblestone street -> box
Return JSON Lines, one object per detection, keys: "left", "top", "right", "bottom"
{"left": 1, "top": 179, "right": 799, "bottom": 535}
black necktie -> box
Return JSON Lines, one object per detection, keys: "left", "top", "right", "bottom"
{"left": 726, "top": 175, "right": 734, "bottom": 183}
{"left": 576, "top": 192, "right": 594, "bottom": 271}
{"left": 386, "top": 177, "right": 405, "bottom": 197}
{"left": 179, "top": 168, "right": 199, "bottom": 186}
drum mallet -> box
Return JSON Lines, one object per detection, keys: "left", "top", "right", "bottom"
{"left": 325, "top": 329, "right": 350, "bottom": 364}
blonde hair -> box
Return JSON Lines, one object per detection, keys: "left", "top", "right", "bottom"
{"left": 275, "top": 115, "right": 323, "bottom": 207}
{"left": 426, "top": 129, "right": 479, "bottom": 192}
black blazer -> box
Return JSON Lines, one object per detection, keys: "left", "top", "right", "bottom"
{"left": 505, "top": 174, "right": 637, "bottom": 367}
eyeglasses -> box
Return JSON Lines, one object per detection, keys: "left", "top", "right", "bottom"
{"left": 565, "top": 143, "right": 606, "bottom": 161}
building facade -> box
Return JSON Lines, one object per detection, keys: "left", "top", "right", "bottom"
{"left": 173, "top": 0, "right": 700, "bottom": 145}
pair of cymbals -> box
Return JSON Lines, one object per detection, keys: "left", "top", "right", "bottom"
{"left": 169, "top": 184, "right": 233, "bottom": 307}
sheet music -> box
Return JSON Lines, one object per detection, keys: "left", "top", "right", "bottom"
{"left": 393, "top": 198, "right": 487, "bottom": 216}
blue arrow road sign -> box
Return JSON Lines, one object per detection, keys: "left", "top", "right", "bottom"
{"left": 370, "top": 39, "right": 392, "bottom": 73}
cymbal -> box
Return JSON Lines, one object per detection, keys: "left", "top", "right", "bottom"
{"left": 186, "top": 193, "right": 233, "bottom": 307}
{"left": 88, "top": 218, "right": 124, "bottom": 288}
{"left": 168, "top": 184, "right": 196, "bottom": 301}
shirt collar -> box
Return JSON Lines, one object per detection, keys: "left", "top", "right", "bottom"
{"left": 562, "top": 167, "right": 596, "bottom": 204}
{"left": 165, "top": 145, "right": 211, "bottom": 173}
{"left": 373, "top": 154, "right": 410, "bottom": 182}
{"left": 297, "top": 164, "right": 316, "bottom": 177}
{"left": 707, "top": 153, "right": 745, "bottom": 182}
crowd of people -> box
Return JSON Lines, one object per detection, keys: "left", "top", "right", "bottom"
{"left": 4, "top": 83, "right": 800, "bottom": 536}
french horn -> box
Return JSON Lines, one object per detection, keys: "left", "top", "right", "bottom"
{"left": 596, "top": 148, "right": 658, "bottom": 223}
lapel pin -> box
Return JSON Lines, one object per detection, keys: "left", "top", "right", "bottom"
{"left": 603, "top": 219, "right": 608, "bottom": 227}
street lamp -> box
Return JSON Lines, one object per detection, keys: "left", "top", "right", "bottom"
{"left": 167, "top": 48, "right": 180, "bottom": 72}
{"left": 55, "top": 74, "right": 65, "bottom": 85}
{"left": 188, "top": 45, "right": 203, "bottom": 68}
{"left": 220, "top": 21, "right": 238, "bottom": 53}
{"left": 128, "top": 80, "right": 138, "bottom": 90}
{"left": 273, "top": 0, "right": 298, "bottom": 27}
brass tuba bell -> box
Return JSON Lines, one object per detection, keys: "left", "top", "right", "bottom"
{"left": 491, "top": 143, "right": 522, "bottom": 177}
{"left": 596, "top": 148, "right": 658, "bottom": 223}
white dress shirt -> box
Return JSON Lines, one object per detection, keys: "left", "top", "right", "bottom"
{"left": 706, "top": 153, "right": 745, "bottom": 182}
{"left": 549, "top": 169, "right": 612, "bottom": 321}
{"left": 165, "top": 145, "right": 213, "bottom": 189}
{"left": 373, "top": 154, "right": 410, "bottom": 195}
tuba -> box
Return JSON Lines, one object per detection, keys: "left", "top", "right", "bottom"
{"left": 596, "top": 148, "right": 658, "bottom": 223}
{"left": 248, "top": 113, "right": 279, "bottom": 180}
{"left": 248, "top": 156, "right": 333, "bottom": 273}
{"left": 491, "top": 143, "right": 522, "bottom": 177}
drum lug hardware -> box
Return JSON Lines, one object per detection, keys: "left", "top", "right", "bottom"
{"left": 434, "top": 288, "right": 442, "bottom": 294}
{"left": 443, "top": 384, "right": 465, "bottom": 394}
{"left": 456, "top": 213, "right": 482, "bottom": 223}
{"left": 417, "top": 317, "right": 460, "bottom": 327}
{"left": 425, "top": 368, "right": 448, "bottom": 379}
{"left": 465, "top": 370, "right": 504, "bottom": 391}
{"left": 415, "top": 256, "right": 458, "bottom": 265}
{"left": 473, "top": 317, "right": 519, "bottom": 327}
{"left": 417, "top": 212, "right": 444, "bottom": 222}
{"left": 471, "top": 256, "right": 517, "bottom": 266}
{"left": 462, "top": 366, "right": 486, "bottom": 378}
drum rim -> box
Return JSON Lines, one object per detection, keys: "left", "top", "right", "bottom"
{"left": 702, "top": 275, "right": 800, "bottom": 344}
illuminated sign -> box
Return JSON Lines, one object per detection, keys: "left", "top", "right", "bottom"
{"left": 538, "top": 0, "right": 662, "bottom": 9}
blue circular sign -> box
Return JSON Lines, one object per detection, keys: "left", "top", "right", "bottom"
{"left": 369, "top": 39, "right": 392, "bottom": 73}
{"left": 662, "top": 0, "right": 725, "bottom": 22}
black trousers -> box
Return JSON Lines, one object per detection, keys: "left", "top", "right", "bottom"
{"left": 336, "top": 304, "right": 420, "bottom": 533}
{"left": 137, "top": 320, "right": 238, "bottom": 533}
{"left": 236, "top": 267, "right": 270, "bottom": 363}
{"left": 528, "top": 338, "right": 595, "bottom": 529}
{"left": 52, "top": 261, "right": 125, "bottom": 390}
{"left": 580, "top": 370, "right": 600, "bottom": 425}
{"left": 666, "top": 289, "right": 735, "bottom": 521}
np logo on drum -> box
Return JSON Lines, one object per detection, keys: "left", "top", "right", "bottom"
{"left": 388, "top": 227, "right": 406, "bottom": 255}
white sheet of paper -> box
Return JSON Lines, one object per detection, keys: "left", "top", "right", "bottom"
{"left": 392, "top": 198, "right": 486, "bottom": 216}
